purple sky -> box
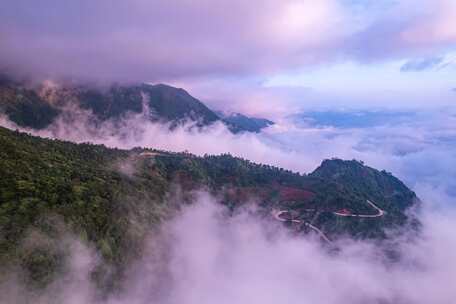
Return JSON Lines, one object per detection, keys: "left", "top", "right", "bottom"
{"left": 1, "top": 0, "right": 455, "bottom": 113}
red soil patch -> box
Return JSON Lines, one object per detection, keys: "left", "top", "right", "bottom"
{"left": 279, "top": 186, "right": 315, "bottom": 202}
{"left": 336, "top": 208, "right": 352, "bottom": 215}
{"left": 225, "top": 187, "right": 272, "bottom": 202}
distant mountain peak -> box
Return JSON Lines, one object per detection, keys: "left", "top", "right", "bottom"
{"left": 217, "top": 111, "right": 274, "bottom": 133}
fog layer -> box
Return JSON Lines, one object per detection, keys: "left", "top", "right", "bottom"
{"left": 2, "top": 192, "right": 456, "bottom": 304}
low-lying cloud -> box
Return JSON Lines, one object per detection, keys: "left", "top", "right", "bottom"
{"left": 2, "top": 192, "right": 456, "bottom": 304}
{"left": 1, "top": 103, "right": 456, "bottom": 302}
{"left": 1, "top": 105, "right": 455, "bottom": 199}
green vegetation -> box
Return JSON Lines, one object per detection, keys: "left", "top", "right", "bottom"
{"left": 143, "top": 83, "right": 220, "bottom": 126}
{"left": 0, "top": 127, "right": 168, "bottom": 289}
{"left": 219, "top": 112, "right": 274, "bottom": 133}
{"left": 0, "top": 79, "right": 272, "bottom": 132}
{"left": 0, "top": 81, "right": 60, "bottom": 129}
{"left": 0, "top": 126, "right": 417, "bottom": 290}
{"left": 74, "top": 83, "right": 221, "bottom": 126}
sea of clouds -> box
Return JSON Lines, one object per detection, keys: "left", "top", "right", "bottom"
{"left": 0, "top": 104, "right": 455, "bottom": 304}
{"left": 2, "top": 0, "right": 456, "bottom": 301}
{"left": 2, "top": 192, "right": 456, "bottom": 304}
{"left": 1, "top": 104, "right": 454, "bottom": 199}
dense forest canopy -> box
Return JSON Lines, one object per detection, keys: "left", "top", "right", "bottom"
{"left": 0, "top": 126, "right": 418, "bottom": 291}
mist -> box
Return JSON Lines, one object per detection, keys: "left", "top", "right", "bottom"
{"left": 1, "top": 104, "right": 455, "bottom": 197}
{"left": 1, "top": 191, "right": 455, "bottom": 304}
{"left": 2, "top": 0, "right": 456, "bottom": 302}
{"left": 1, "top": 90, "right": 455, "bottom": 303}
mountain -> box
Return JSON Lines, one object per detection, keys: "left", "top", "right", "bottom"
{"left": 311, "top": 158, "right": 417, "bottom": 211}
{"left": 0, "top": 126, "right": 418, "bottom": 290}
{"left": 0, "top": 78, "right": 272, "bottom": 132}
{"left": 217, "top": 112, "right": 274, "bottom": 133}
{"left": 0, "top": 79, "right": 60, "bottom": 129}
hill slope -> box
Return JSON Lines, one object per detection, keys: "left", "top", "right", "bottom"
{"left": 0, "top": 80, "right": 60, "bottom": 129}
{"left": 218, "top": 112, "right": 274, "bottom": 133}
{"left": 0, "top": 127, "right": 418, "bottom": 290}
{"left": 0, "top": 78, "right": 272, "bottom": 132}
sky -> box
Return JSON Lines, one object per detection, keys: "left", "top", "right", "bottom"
{"left": 1, "top": 0, "right": 456, "bottom": 115}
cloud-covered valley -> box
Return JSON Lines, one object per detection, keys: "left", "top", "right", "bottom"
{"left": 2, "top": 104, "right": 454, "bottom": 201}
{"left": 1, "top": 1, "right": 456, "bottom": 303}
{"left": 1, "top": 93, "right": 456, "bottom": 304}
{"left": 2, "top": 192, "right": 456, "bottom": 304}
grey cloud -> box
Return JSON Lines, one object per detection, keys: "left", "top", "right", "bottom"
{"left": 0, "top": 0, "right": 343, "bottom": 83}
{"left": 1, "top": 0, "right": 455, "bottom": 83}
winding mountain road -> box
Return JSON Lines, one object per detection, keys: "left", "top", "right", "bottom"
{"left": 272, "top": 200, "right": 386, "bottom": 244}
{"left": 272, "top": 210, "right": 333, "bottom": 244}
{"left": 332, "top": 200, "right": 385, "bottom": 217}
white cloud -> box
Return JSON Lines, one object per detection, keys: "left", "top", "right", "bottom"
{"left": 1, "top": 99, "right": 456, "bottom": 304}
{"left": 4, "top": 192, "right": 456, "bottom": 304}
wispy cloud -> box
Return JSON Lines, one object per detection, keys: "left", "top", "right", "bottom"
{"left": 2, "top": 191, "right": 456, "bottom": 304}
{"left": 400, "top": 57, "right": 444, "bottom": 72}
{"left": 1, "top": 105, "right": 455, "bottom": 198}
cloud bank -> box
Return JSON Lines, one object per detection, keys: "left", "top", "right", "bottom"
{"left": 1, "top": 1, "right": 456, "bottom": 300}
{"left": 1, "top": 0, "right": 456, "bottom": 83}
{"left": 0, "top": 95, "right": 455, "bottom": 303}
{"left": 2, "top": 192, "right": 456, "bottom": 304}
{"left": 1, "top": 103, "right": 455, "bottom": 203}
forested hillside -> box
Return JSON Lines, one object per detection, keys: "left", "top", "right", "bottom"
{"left": 0, "top": 126, "right": 418, "bottom": 291}
{"left": 0, "top": 77, "right": 272, "bottom": 133}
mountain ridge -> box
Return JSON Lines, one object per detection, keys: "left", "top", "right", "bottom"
{"left": 217, "top": 111, "right": 274, "bottom": 133}
{"left": 0, "top": 126, "right": 418, "bottom": 290}
{"left": 0, "top": 78, "right": 273, "bottom": 133}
